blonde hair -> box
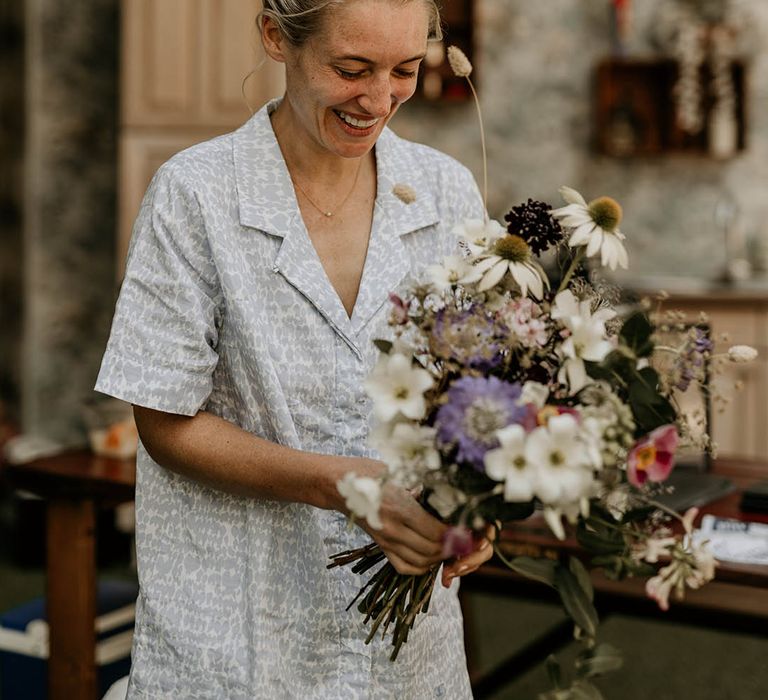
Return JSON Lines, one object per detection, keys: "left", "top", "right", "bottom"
{"left": 259, "top": 0, "right": 443, "bottom": 46}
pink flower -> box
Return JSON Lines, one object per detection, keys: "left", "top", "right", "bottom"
{"left": 442, "top": 526, "right": 475, "bottom": 559}
{"left": 627, "top": 424, "right": 679, "bottom": 487}
{"left": 645, "top": 570, "right": 674, "bottom": 611}
{"left": 388, "top": 293, "right": 410, "bottom": 325}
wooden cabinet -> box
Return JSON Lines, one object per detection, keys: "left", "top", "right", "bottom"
{"left": 659, "top": 293, "right": 768, "bottom": 460}
{"left": 118, "top": 0, "right": 285, "bottom": 271}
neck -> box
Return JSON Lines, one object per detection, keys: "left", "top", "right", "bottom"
{"left": 270, "top": 97, "right": 371, "bottom": 181}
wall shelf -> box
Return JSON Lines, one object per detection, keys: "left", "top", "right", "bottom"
{"left": 594, "top": 57, "right": 747, "bottom": 157}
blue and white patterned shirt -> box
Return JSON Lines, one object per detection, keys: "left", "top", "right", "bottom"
{"left": 96, "top": 99, "right": 483, "bottom": 699}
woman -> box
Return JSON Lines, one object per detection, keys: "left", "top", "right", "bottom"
{"left": 96, "top": 0, "right": 491, "bottom": 696}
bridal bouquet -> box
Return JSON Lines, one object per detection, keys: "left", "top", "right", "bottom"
{"left": 328, "top": 47, "right": 757, "bottom": 695}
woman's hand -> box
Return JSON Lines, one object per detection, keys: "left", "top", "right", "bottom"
{"left": 440, "top": 526, "right": 496, "bottom": 588}
{"left": 356, "top": 481, "right": 448, "bottom": 576}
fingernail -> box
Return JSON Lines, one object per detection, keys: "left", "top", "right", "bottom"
{"left": 458, "top": 565, "right": 469, "bottom": 575}
{"left": 479, "top": 539, "right": 490, "bottom": 551}
{"left": 443, "top": 574, "right": 454, "bottom": 588}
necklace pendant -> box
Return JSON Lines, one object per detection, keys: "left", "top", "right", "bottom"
{"left": 324, "top": 211, "right": 332, "bottom": 217}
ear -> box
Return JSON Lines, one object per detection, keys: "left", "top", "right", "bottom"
{"left": 260, "top": 15, "right": 288, "bottom": 63}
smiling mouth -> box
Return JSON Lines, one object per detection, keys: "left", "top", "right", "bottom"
{"left": 334, "top": 110, "right": 379, "bottom": 129}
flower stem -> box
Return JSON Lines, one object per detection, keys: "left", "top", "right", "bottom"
{"left": 557, "top": 248, "right": 586, "bottom": 293}
{"left": 466, "top": 77, "right": 488, "bottom": 221}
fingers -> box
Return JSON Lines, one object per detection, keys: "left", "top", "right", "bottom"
{"left": 441, "top": 537, "right": 494, "bottom": 588}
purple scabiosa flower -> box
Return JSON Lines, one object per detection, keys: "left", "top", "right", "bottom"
{"left": 435, "top": 376, "right": 535, "bottom": 470}
{"left": 430, "top": 306, "right": 506, "bottom": 371}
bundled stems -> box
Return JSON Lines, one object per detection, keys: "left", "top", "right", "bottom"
{"left": 328, "top": 543, "right": 438, "bottom": 661}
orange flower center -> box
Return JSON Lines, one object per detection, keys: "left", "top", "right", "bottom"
{"left": 635, "top": 444, "right": 657, "bottom": 472}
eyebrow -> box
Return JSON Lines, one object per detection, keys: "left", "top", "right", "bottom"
{"left": 335, "top": 53, "right": 426, "bottom": 65}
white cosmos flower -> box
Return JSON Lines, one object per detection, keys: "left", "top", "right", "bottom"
{"left": 550, "top": 289, "right": 616, "bottom": 393}
{"left": 473, "top": 233, "right": 548, "bottom": 298}
{"left": 363, "top": 353, "right": 434, "bottom": 422}
{"left": 426, "top": 254, "right": 483, "bottom": 291}
{"left": 454, "top": 218, "right": 506, "bottom": 256}
{"left": 484, "top": 424, "right": 537, "bottom": 502}
{"left": 526, "top": 414, "right": 595, "bottom": 509}
{"left": 337, "top": 473, "right": 383, "bottom": 529}
{"left": 551, "top": 186, "right": 629, "bottom": 270}
{"left": 373, "top": 422, "right": 440, "bottom": 488}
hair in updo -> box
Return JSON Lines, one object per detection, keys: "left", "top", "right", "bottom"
{"left": 259, "top": 0, "right": 443, "bottom": 47}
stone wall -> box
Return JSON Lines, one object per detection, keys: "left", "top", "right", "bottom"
{"left": 0, "top": 1, "right": 24, "bottom": 423}
{"left": 393, "top": 0, "right": 768, "bottom": 280}
{"left": 22, "top": 0, "right": 118, "bottom": 442}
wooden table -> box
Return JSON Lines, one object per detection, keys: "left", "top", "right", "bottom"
{"left": 462, "top": 459, "right": 768, "bottom": 697}
{"left": 3, "top": 450, "right": 135, "bottom": 700}
{"left": 4, "top": 453, "right": 767, "bottom": 699}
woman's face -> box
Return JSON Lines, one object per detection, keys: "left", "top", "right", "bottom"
{"left": 279, "top": 0, "right": 430, "bottom": 159}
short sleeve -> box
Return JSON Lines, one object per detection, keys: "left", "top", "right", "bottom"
{"left": 95, "top": 162, "right": 222, "bottom": 416}
{"left": 451, "top": 162, "right": 485, "bottom": 223}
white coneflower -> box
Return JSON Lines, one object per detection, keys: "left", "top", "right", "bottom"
{"left": 728, "top": 345, "right": 758, "bottom": 363}
{"left": 551, "top": 186, "right": 629, "bottom": 271}
{"left": 446, "top": 44, "right": 487, "bottom": 217}
{"left": 474, "top": 233, "right": 547, "bottom": 298}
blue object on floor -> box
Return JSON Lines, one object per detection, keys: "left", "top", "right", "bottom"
{"left": 0, "top": 579, "right": 137, "bottom": 700}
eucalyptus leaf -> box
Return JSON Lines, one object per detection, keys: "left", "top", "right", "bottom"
{"left": 554, "top": 565, "right": 599, "bottom": 638}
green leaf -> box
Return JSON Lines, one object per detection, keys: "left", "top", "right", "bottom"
{"left": 576, "top": 644, "right": 624, "bottom": 678}
{"left": 569, "top": 557, "right": 594, "bottom": 603}
{"left": 576, "top": 520, "right": 624, "bottom": 556}
{"left": 373, "top": 339, "right": 393, "bottom": 354}
{"left": 620, "top": 312, "right": 654, "bottom": 357}
{"left": 620, "top": 505, "right": 657, "bottom": 523}
{"left": 506, "top": 556, "right": 558, "bottom": 587}
{"left": 479, "top": 495, "right": 535, "bottom": 523}
{"left": 554, "top": 564, "right": 599, "bottom": 639}
{"left": 627, "top": 367, "right": 676, "bottom": 432}
{"left": 546, "top": 654, "right": 563, "bottom": 690}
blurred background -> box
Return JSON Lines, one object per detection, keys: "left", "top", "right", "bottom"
{"left": 1, "top": 1, "right": 768, "bottom": 698}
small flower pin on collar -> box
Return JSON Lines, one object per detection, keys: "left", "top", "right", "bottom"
{"left": 392, "top": 183, "right": 417, "bottom": 204}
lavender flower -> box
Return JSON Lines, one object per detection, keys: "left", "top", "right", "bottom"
{"left": 674, "top": 327, "right": 713, "bottom": 391}
{"left": 435, "top": 376, "right": 534, "bottom": 470}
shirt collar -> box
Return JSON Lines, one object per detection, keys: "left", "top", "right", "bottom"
{"left": 233, "top": 99, "right": 440, "bottom": 237}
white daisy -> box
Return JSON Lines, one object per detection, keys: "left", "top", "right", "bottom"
{"left": 363, "top": 353, "right": 434, "bottom": 422}
{"left": 337, "top": 473, "right": 383, "bottom": 529}
{"left": 484, "top": 423, "right": 537, "bottom": 502}
{"left": 474, "top": 234, "right": 548, "bottom": 298}
{"left": 453, "top": 218, "right": 506, "bottom": 257}
{"left": 525, "top": 414, "right": 595, "bottom": 509}
{"left": 550, "top": 290, "right": 616, "bottom": 393}
{"left": 425, "top": 254, "right": 483, "bottom": 292}
{"left": 551, "top": 186, "right": 629, "bottom": 270}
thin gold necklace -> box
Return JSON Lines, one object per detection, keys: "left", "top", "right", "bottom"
{"left": 290, "top": 161, "right": 363, "bottom": 218}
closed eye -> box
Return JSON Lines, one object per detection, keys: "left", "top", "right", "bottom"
{"left": 337, "top": 68, "right": 365, "bottom": 80}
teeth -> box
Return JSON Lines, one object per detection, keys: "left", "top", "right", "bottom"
{"left": 337, "top": 111, "right": 378, "bottom": 128}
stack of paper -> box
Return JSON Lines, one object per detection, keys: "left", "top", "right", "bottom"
{"left": 694, "top": 515, "right": 768, "bottom": 566}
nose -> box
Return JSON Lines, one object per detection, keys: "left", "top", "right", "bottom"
{"left": 359, "top": 74, "right": 395, "bottom": 118}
